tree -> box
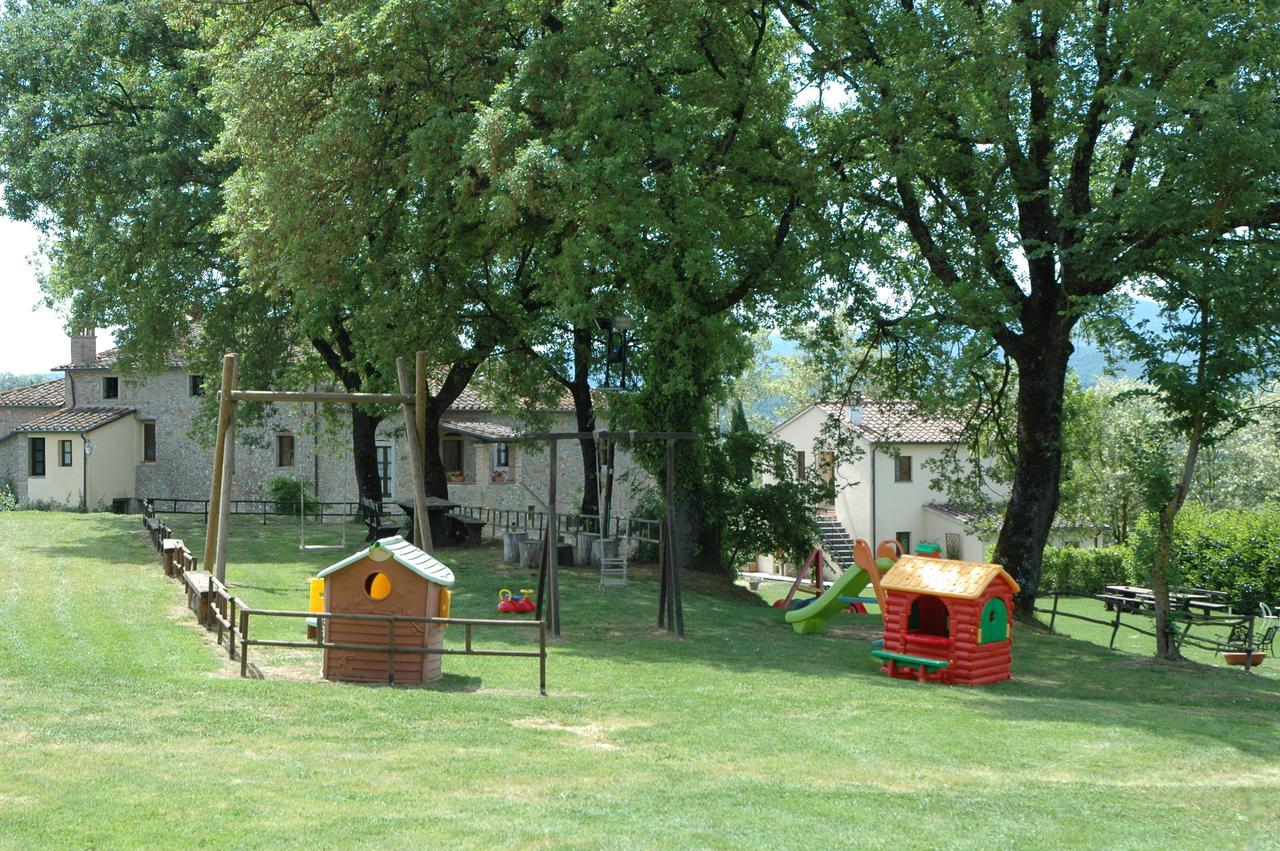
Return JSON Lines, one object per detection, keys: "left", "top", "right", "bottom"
{"left": 465, "top": 0, "right": 814, "bottom": 570}
{"left": 0, "top": 0, "right": 399, "bottom": 502}
{"left": 1114, "top": 242, "right": 1280, "bottom": 659}
{"left": 777, "top": 0, "right": 1280, "bottom": 614}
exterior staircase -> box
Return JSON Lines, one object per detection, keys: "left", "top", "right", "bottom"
{"left": 814, "top": 510, "right": 855, "bottom": 570}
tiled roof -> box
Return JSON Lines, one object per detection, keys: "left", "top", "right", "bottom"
{"left": 880, "top": 555, "right": 1019, "bottom": 599}
{"left": 439, "top": 378, "right": 574, "bottom": 413}
{"left": 56, "top": 347, "right": 186, "bottom": 371}
{"left": 317, "top": 535, "right": 455, "bottom": 587}
{"left": 13, "top": 407, "right": 135, "bottom": 433}
{"left": 818, "top": 400, "right": 963, "bottom": 444}
{"left": 440, "top": 420, "right": 518, "bottom": 441}
{"left": 0, "top": 379, "right": 64, "bottom": 408}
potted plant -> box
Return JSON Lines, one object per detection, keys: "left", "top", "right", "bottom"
{"left": 447, "top": 470, "right": 464, "bottom": 483}
{"left": 491, "top": 470, "right": 507, "bottom": 483}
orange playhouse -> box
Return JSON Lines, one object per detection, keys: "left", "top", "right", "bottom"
{"left": 315, "top": 536, "right": 454, "bottom": 684}
{"left": 872, "top": 555, "right": 1019, "bottom": 685}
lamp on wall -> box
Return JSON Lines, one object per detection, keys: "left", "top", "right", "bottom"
{"left": 596, "top": 315, "right": 635, "bottom": 390}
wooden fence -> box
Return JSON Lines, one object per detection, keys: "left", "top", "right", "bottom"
{"left": 147, "top": 496, "right": 362, "bottom": 523}
{"left": 140, "top": 502, "right": 548, "bottom": 693}
{"left": 1034, "top": 590, "right": 1265, "bottom": 674}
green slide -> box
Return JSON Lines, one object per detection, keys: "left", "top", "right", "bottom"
{"left": 784, "top": 567, "right": 872, "bottom": 634}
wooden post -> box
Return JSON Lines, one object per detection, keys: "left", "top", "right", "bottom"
{"left": 414, "top": 351, "right": 428, "bottom": 550}
{"left": 545, "top": 438, "right": 560, "bottom": 637}
{"left": 203, "top": 353, "right": 237, "bottom": 572}
{"left": 1049, "top": 591, "right": 1060, "bottom": 631}
{"left": 214, "top": 354, "right": 239, "bottom": 584}
{"left": 395, "top": 357, "right": 433, "bottom": 553}
{"left": 1244, "top": 616, "right": 1255, "bottom": 674}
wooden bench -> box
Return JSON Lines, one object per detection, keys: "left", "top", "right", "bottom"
{"left": 183, "top": 570, "right": 215, "bottom": 625}
{"left": 359, "top": 497, "right": 403, "bottom": 542}
{"left": 445, "top": 512, "right": 486, "bottom": 546}
{"left": 871, "top": 649, "right": 951, "bottom": 682}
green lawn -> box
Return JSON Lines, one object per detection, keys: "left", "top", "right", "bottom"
{"left": 2, "top": 511, "right": 1278, "bottom": 848}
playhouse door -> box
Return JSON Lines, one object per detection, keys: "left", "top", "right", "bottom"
{"left": 979, "top": 598, "right": 1009, "bottom": 644}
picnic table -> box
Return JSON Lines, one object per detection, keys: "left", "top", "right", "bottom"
{"left": 1102, "top": 585, "right": 1229, "bottom": 616}
{"left": 394, "top": 498, "right": 486, "bottom": 547}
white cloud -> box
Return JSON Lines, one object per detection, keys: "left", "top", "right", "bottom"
{"left": 0, "top": 216, "right": 113, "bottom": 373}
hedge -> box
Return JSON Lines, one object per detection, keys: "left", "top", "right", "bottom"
{"left": 1039, "top": 546, "right": 1130, "bottom": 595}
{"left": 1127, "top": 504, "right": 1280, "bottom": 611}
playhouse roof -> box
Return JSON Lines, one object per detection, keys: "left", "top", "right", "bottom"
{"left": 880, "top": 555, "right": 1019, "bottom": 599}
{"left": 318, "top": 536, "right": 455, "bottom": 587}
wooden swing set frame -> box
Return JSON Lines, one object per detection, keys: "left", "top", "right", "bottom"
{"left": 202, "top": 351, "right": 436, "bottom": 583}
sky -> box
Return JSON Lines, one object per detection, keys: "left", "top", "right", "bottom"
{"left": 0, "top": 216, "right": 112, "bottom": 374}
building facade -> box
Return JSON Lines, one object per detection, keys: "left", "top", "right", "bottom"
{"left": 0, "top": 331, "right": 641, "bottom": 519}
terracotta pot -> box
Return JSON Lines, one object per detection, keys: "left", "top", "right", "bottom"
{"left": 1223, "top": 651, "right": 1265, "bottom": 666}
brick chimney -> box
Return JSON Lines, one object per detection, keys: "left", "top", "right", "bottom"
{"left": 70, "top": 328, "right": 97, "bottom": 365}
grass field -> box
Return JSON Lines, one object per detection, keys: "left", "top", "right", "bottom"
{"left": 2, "top": 511, "right": 1278, "bottom": 849}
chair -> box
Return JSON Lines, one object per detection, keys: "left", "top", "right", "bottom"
{"left": 1259, "top": 624, "right": 1278, "bottom": 656}
{"left": 1260, "top": 602, "right": 1276, "bottom": 619}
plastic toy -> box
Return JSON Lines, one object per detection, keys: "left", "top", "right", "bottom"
{"left": 871, "top": 555, "right": 1018, "bottom": 685}
{"left": 498, "top": 588, "right": 536, "bottom": 614}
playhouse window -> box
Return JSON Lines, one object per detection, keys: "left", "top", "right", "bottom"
{"left": 364, "top": 571, "right": 392, "bottom": 601}
{"left": 907, "top": 595, "right": 949, "bottom": 637}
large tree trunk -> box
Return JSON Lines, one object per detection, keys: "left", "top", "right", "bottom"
{"left": 351, "top": 407, "right": 385, "bottom": 502}
{"left": 1152, "top": 503, "right": 1182, "bottom": 660}
{"left": 423, "top": 418, "right": 449, "bottom": 500}
{"left": 994, "top": 323, "right": 1074, "bottom": 619}
{"left": 568, "top": 325, "right": 599, "bottom": 518}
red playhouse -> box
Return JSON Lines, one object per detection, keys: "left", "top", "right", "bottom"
{"left": 872, "top": 555, "right": 1019, "bottom": 685}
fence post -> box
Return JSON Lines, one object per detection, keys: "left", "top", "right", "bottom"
{"left": 228, "top": 597, "right": 237, "bottom": 659}
{"left": 539, "top": 620, "right": 547, "bottom": 696}
{"left": 1244, "top": 616, "right": 1255, "bottom": 674}
{"left": 1050, "top": 591, "right": 1060, "bottom": 631}
{"left": 239, "top": 610, "right": 250, "bottom": 678}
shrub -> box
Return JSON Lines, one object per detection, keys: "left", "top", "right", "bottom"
{"left": 268, "top": 476, "right": 317, "bottom": 516}
{"left": 0, "top": 480, "right": 17, "bottom": 512}
{"left": 1039, "top": 546, "right": 1130, "bottom": 594}
{"left": 1128, "top": 504, "right": 1280, "bottom": 611}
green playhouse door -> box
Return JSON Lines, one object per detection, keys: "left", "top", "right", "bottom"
{"left": 979, "top": 598, "right": 1008, "bottom": 644}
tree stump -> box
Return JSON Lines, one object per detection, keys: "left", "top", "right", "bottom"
{"left": 503, "top": 531, "right": 528, "bottom": 564}
{"left": 576, "top": 532, "right": 599, "bottom": 567}
{"left": 518, "top": 539, "right": 542, "bottom": 570}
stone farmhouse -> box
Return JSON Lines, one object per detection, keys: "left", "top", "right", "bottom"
{"left": 770, "top": 400, "right": 1099, "bottom": 565}
{"left": 0, "top": 331, "right": 633, "bottom": 518}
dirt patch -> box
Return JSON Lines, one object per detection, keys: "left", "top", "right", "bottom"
{"left": 510, "top": 717, "right": 643, "bottom": 750}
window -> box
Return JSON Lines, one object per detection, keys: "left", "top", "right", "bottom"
{"left": 894, "top": 454, "right": 912, "bottom": 482}
{"left": 29, "top": 438, "right": 45, "bottom": 476}
{"left": 364, "top": 571, "right": 392, "bottom": 601}
{"left": 190, "top": 375, "right": 205, "bottom": 397}
{"left": 143, "top": 423, "right": 157, "bottom": 462}
{"left": 907, "top": 595, "right": 950, "bottom": 637}
{"left": 794, "top": 450, "right": 806, "bottom": 480}
{"left": 494, "top": 442, "right": 510, "bottom": 469}
{"left": 276, "top": 434, "right": 295, "bottom": 468}
{"left": 442, "top": 438, "right": 464, "bottom": 475}
{"left": 103, "top": 376, "right": 119, "bottom": 399}
{"left": 896, "top": 531, "right": 911, "bottom": 552}
{"left": 60, "top": 440, "right": 73, "bottom": 468}
{"left": 376, "top": 442, "right": 395, "bottom": 497}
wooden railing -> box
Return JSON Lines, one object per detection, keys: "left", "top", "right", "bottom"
{"left": 237, "top": 608, "right": 547, "bottom": 694}
{"left": 451, "top": 504, "right": 661, "bottom": 545}
{"left": 146, "top": 496, "right": 362, "bottom": 523}
{"left": 1034, "top": 590, "right": 1264, "bottom": 674}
